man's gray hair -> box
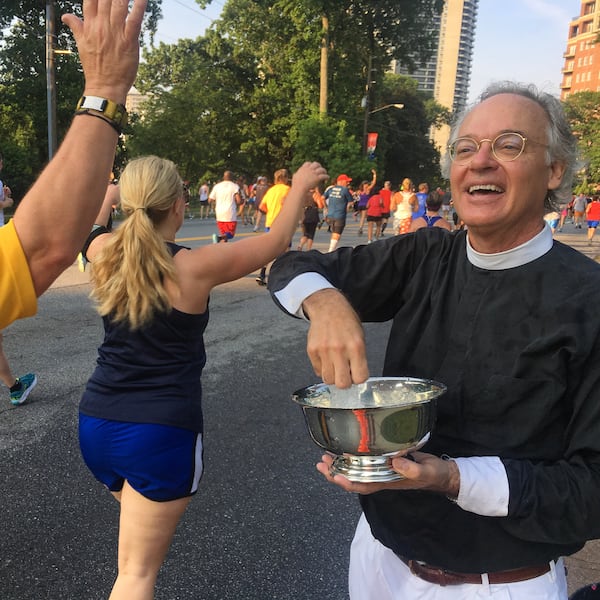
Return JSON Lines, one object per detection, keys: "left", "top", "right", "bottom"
{"left": 440, "top": 81, "right": 579, "bottom": 207}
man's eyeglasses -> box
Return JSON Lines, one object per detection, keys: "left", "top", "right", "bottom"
{"left": 448, "top": 132, "right": 545, "bottom": 165}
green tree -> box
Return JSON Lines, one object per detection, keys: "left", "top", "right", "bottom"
{"left": 0, "top": 105, "right": 36, "bottom": 204}
{"left": 365, "top": 74, "right": 451, "bottom": 187}
{"left": 2, "top": 0, "right": 445, "bottom": 191}
{"left": 563, "top": 91, "right": 600, "bottom": 192}
{"left": 132, "top": 33, "right": 258, "bottom": 183}
{"left": 0, "top": 4, "right": 81, "bottom": 196}
{"left": 291, "top": 115, "right": 373, "bottom": 182}
{"left": 131, "top": 0, "right": 444, "bottom": 183}
{"left": 216, "top": 0, "right": 444, "bottom": 165}
{"left": 0, "top": 0, "right": 162, "bottom": 195}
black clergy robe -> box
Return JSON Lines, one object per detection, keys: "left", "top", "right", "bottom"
{"left": 269, "top": 227, "right": 600, "bottom": 573}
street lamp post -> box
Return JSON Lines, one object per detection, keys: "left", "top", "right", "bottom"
{"left": 361, "top": 54, "right": 376, "bottom": 155}
{"left": 370, "top": 103, "right": 405, "bottom": 114}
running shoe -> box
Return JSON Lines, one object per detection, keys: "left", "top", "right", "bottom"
{"left": 212, "top": 233, "right": 219, "bottom": 244}
{"left": 10, "top": 373, "right": 38, "bottom": 406}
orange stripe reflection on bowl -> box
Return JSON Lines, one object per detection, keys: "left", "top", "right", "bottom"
{"left": 352, "top": 409, "right": 370, "bottom": 453}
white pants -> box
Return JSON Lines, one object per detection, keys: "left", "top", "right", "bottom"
{"left": 349, "top": 514, "right": 568, "bottom": 600}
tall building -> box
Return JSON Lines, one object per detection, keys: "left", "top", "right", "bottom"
{"left": 392, "top": 0, "right": 479, "bottom": 152}
{"left": 560, "top": 0, "right": 600, "bottom": 99}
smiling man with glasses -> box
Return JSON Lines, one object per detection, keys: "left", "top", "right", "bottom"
{"left": 267, "top": 82, "right": 600, "bottom": 599}
{"left": 443, "top": 92, "right": 567, "bottom": 255}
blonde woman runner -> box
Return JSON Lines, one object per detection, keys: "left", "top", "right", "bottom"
{"left": 78, "top": 156, "right": 328, "bottom": 600}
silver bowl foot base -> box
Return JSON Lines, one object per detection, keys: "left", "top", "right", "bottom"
{"left": 331, "top": 454, "right": 405, "bottom": 483}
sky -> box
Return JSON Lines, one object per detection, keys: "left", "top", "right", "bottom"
{"left": 468, "top": 0, "right": 580, "bottom": 102}
{"left": 153, "top": 0, "right": 581, "bottom": 103}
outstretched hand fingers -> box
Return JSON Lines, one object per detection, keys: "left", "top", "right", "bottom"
{"left": 62, "top": 0, "right": 148, "bottom": 101}
{"left": 122, "top": 0, "right": 147, "bottom": 40}
{"left": 316, "top": 450, "right": 459, "bottom": 497}
{"left": 61, "top": 11, "right": 83, "bottom": 40}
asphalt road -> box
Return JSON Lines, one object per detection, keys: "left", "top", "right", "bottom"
{"left": 1, "top": 216, "right": 600, "bottom": 599}
{"left": 0, "top": 218, "right": 391, "bottom": 599}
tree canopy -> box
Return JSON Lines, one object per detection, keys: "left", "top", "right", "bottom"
{"left": 0, "top": 0, "right": 162, "bottom": 198}
{"left": 3, "top": 2, "right": 598, "bottom": 201}
{"left": 131, "top": 0, "right": 448, "bottom": 188}
{"left": 563, "top": 91, "right": 600, "bottom": 194}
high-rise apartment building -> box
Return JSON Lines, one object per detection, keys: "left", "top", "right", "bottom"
{"left": 560, "top": 0, "right": 600, "bottom": 99}
{"left": 392, "top": 0, "right": 479, "bottom": 151}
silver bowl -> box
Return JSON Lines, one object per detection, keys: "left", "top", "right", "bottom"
{"left": 292, "top": 377, "right": 446, "bottom": 483}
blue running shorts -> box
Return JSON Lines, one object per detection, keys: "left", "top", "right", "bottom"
{"left": 79, "top": 414, "right": 203, "bottom": 502}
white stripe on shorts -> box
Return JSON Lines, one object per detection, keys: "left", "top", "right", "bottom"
{"left": 190, "top": 433, "right": 204, "bottom": 494}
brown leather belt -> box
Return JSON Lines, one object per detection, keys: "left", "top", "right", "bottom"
{"left": 399, "top": 556, "right": 552, "bottom": 586}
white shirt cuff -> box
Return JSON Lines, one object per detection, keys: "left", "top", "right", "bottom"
{"left": 453, "top": 456, "right": 509, "bottom": 517}
{"left": 273, "top": 272, "right": 335, "bottom": 318}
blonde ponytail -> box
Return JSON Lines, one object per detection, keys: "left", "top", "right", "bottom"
{"left": 91, "top": 156, "right": 183, "bottom": 329}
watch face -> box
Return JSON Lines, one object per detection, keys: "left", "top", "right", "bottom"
{"left": 77, "top": 96, "right": 127, "bottom": 130}
{"left": 83, "top": 96, "right": 108, "bottom": 112}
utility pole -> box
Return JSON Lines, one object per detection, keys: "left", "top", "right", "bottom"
{"left": 362, "top": 54, "right": 374, "bottom": 155}
{"left": 46, "top": 0, "right": 57, "bottom": 160}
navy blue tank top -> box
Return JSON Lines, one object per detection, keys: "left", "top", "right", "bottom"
{"left": 80, "top": 243, "right": 208, "bottom": 432}
{"left": 424, "top": 215, "right": 442, "bottom": 228}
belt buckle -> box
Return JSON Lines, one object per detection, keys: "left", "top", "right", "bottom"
{"left": 408, "top": 559, "right": 451, "bottom": 587}
{"left": 408, "top": 559, "right": 477, "bottom": 586}
{"left": 407, "top": 559, "right": 424, "bottom": 580}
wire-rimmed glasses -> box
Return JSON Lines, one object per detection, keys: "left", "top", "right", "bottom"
{"left": 448, "top": 132, "right": 538, "bottom": 165}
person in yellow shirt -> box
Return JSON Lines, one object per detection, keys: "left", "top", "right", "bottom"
{"left": 256, "top": 168, "right": 291, "bottom": 285}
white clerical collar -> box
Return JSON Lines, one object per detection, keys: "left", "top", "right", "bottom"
{"left": 466, "top": 223, "right": 553, "bottom": 270}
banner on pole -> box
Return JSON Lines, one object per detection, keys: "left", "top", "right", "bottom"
{"left": 367, "top": 132, "right": 378, "bottom": 155}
